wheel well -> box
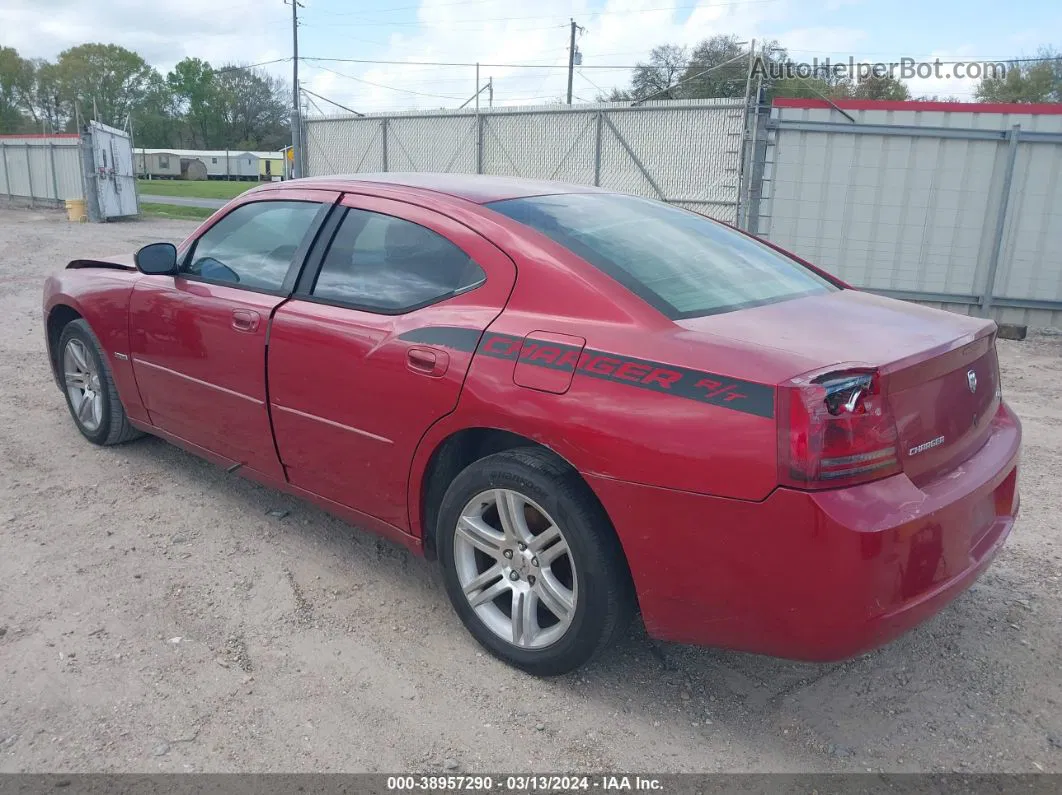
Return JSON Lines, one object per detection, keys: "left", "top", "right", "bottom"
{"left": 46, "top": 305, "right": 83, "bottom": 383}
{"left": 418, "top": 428, "right": 630, "bottom": 580}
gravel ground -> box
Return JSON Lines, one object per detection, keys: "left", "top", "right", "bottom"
{"left": 0, "top": 207, "right": 1060, "bottom": 774}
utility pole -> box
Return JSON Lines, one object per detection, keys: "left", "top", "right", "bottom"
{"left": 288, "top": 0, "right": 303, "bottom": 178}
{"left": 489, "top": 77, "right": 493, "bottom": 109}
{"left": 475, "top": 63, "right": 482, "bottom": 173}
{"left": 566, "top": 19, "right": 577, "bottom": 105}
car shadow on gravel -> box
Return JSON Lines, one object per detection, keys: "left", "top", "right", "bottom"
{"left": 109, "top": 433, "right": 1057, "bottom": 772}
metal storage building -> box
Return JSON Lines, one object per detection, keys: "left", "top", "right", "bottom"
{"left": 759, "top": 98, "right": 1062, "bottom": 327}
{"left": 1, "top": 133, "right": 84, "bottom": 202}
{"left": 1, "top": 123, "right": 139, "bottom": 220}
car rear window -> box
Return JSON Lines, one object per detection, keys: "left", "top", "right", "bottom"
{"left": 487, "top": 193, "right": 836, "bottom": 319}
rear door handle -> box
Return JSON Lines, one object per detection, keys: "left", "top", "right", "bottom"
{"left": 231, "top": 309, "right": 260, "bottom": 332}
{"left": 407, "top": 347, "right": 449, "bottom": 377}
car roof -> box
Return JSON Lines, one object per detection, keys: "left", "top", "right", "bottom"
{"left": 273, "top": 172, "right": 609, "bottom": 205}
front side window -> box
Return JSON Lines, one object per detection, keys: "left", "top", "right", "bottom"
{"left": 311, "top": 208, "right": 485, "bottom": 313}
{"left": 183, "top": 201, "right": 322, "bottom": 292}
{"left": 488, "top": 193, "right": 836, "bottom": 319}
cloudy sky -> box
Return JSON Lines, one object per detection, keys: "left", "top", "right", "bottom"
{"left": 2, "top": 0, "right": 1058, "bottom": 115}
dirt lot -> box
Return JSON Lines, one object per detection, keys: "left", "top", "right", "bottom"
{"left": 0, "top": 207, "right": 1060, "bottom": 774}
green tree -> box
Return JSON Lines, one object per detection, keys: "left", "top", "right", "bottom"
{"left": 616, "top": 37, "right": 790, "bottom": 103}
{"left": 850, "top": 74, "right": 911, "bottom": 100}
{"left": 131, "top": 72, "right": 177, "bottom": 147}
{"left": 679, "top": 35, "right": 750, "bottom": 99}
{"left": 629, "top": 45, "right": 688, "bottom": 102}
{"left": 213, "top": 65, "right": 290, "bottom": 150}
{"left": 976, "top": 49, "right": 1061, "bottom": 103}
{"left": 596, "top": 86, "right": 633, "bottom": 102}
{"left": 769, "top": 77, "right": 838, "bottom": 100}
{"left": 167, "top": 57, "right": 220, "bottom": 147}
{"left": 54, "top": 43, "right": 157, "bottom": 127}
{"left": 0, "top": 47, "right": 34, "bottom": 133}
{"left": 27, "top": 60, "right": 68, "bottom": 132}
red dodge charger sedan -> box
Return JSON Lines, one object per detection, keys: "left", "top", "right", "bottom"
{"left": 43, "top": 174, "right": 1021, "bottom": 675}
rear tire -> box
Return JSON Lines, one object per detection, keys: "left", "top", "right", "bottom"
{"left": 58, "top": 319, "right": 143, "bottom": 446}
{"left": 437, "top": 447, "right": 634, "bottom": 676}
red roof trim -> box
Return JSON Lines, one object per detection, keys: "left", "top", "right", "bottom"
{"left": 772, "top": 97, "right": 1062, "bottom": 115}
{"left": 0, "top": 133, "right": 81, "bottom": 139}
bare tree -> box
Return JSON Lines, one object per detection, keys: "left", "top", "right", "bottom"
{"left": 630, "top": 45, "right": 688, "bottom": 102}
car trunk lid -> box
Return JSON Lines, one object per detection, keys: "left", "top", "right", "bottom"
{"left": 884, "top": 333, "right": 1000, "bottom": 484}
{"left": 676, "top": 289, "right": 1001, "bottom": 484}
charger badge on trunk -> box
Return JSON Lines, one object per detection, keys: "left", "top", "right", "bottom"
{"left": 968, "top": 370, "right": 978, "bottom": 393}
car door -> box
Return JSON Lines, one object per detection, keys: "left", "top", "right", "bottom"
{"left": 267, "top": 193, "right": 516, "bottom": 530}
{"left": 128, "top": 192, "right": 337, "bottom": 479}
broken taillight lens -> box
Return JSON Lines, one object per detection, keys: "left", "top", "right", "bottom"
{"left": 778, "top": 369, "right": 901, "bottom": 489}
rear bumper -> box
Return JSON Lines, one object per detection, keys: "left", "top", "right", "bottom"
{"left": 588, "top": 402, "right": 1022, "bottom": 661}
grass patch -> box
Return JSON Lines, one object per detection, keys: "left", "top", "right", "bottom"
{"left": 139, "top": 202, "right": 214, "bottom": 221}
{"left": 136, "top": 179, "right": 258, "bottom": 200}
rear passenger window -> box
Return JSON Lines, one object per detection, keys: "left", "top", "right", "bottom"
{"left": 311, "top": 209, "right": 485, "bottom": 313}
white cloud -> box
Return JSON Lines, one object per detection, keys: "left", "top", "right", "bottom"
{"left": 1, "top": 0, "right": 288, "bottom": 73}
{"left": 300, "top": 0, "right": 822, "bottom": 113}
{"left": 4, "top": 0, "right": 879, "bottom": 112}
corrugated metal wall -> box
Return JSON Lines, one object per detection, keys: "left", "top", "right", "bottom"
{"left": 0, "top": 135, "right": 84, "bottom": 203}
{"left": 757, "top": 103, "right": 1062, "bottom": 327}
{"left": 304, "top": 100, "right": 747, "bottom": 223}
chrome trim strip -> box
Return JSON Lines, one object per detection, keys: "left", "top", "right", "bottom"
{"left": 271, "top": 403, "right": 393, "bottom": 445}
{"left": 131, "top": 357, "right": 263, "bottom": 405}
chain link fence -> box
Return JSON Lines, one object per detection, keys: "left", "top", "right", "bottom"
{"left": 304, "top": 99, "right": 748, "bottom": 223}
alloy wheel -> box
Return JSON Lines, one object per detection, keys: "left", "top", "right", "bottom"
{"left": 63, "top": 338, "right": 103, "bottom": 433}
{"left": 453, "top": 489, "right": 578, "bottom": 649}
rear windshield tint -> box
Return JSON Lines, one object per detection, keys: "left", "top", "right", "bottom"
{"left": 487, "top": 193, "right": 836, "bottom": 319}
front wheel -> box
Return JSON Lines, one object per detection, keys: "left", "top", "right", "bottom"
{"left": 437, "top": 447, "right": 634, "bottom": 676}
{"left": 58, "top": 319, "right": 143, "bottom": 446}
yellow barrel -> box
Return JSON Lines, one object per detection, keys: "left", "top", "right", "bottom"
{"left": 65, "top": 199, "right": 87, "bottom": 223}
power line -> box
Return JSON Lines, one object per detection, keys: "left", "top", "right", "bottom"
{"left": 307, "top": 0, "right": 790, "bottom": 26}
{"left": 300, "top": 54, "right": 1060, "bottom": 72}
{"left": 577, "top": 69, "right": 607, "bottom": 94}
{"left": 301, "top": 87, "right": 364, "bottom": 116}
{"left": 303, "top": 63, "right": 565, "bottom": 109}
{"left": 213, "top": 58, "right": 291, "bottom": 73}
{"left": 301, "top": 56, "right": 689, "bottom": 70}
{"left": 308, "top": 0, "right": 523, "bottom": 16}
{"left": 307, "top": 63, "right": 470, "bottom": 99}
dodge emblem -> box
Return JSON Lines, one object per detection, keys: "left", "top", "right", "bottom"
{"left": 967, "top": 370, "right": 978, "bottom": 393}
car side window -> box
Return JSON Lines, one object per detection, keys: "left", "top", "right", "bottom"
{"left": 311, "top": 208, "right": 486, "bottom": 313}
{"left": 182, "top": 201, "right": 322, "bottom": 292}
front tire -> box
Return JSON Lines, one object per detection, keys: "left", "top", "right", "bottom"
{"left": 437, "top": 447, "right": 634, "bottom": 676}
{"left": 58, "top": 319, "right": 143, "bottom": 446}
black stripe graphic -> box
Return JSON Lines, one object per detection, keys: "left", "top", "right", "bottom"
{"left": 398, "top": 325, "right": 482, "bottom": 351}
{"left": 398, "top": 326, "right": 774, "bottom": 419}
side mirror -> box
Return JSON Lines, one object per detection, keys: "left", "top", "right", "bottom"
{"left": 134, "top": 242, "right": 178, "bottom": 275}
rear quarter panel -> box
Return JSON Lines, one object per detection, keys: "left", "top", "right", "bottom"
{"left": 406, "top": 214, "right": 791, "bottom": 541}
{"left": 44, "top": 268, "right": 147, "bottom": 423}
{"left": 417, "top": 320, "right": 780, "bottom": 500}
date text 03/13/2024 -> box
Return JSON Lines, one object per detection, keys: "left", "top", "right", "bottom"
{"left": 385, "top": 775, "right": 664, "bottom": 792}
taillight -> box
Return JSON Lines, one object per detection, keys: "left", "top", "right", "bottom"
{"left": 778, "top": 369, "right": 901, "bottom": 489}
